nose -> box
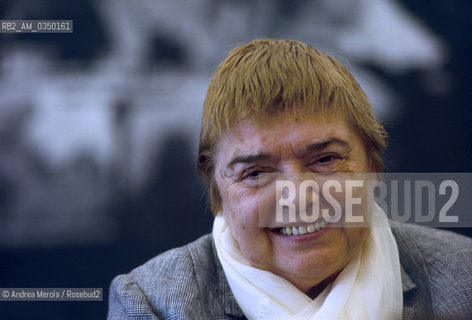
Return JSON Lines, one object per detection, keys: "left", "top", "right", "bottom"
{"left": 276, "top": 170, "right": 321, "bottom": 223}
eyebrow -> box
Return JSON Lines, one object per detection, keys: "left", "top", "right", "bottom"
{"left": 227, "top": 153, "right": 273, "bottom": 169}
{"left": 299, "top": 138, "right": 349, "bottom": 155}
{"left": 226, "top": 138, "right": 350, "bottom": 169}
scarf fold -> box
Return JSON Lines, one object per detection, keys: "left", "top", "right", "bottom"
{"left": 212, "top": 203, "right": 403, "bottom": 320}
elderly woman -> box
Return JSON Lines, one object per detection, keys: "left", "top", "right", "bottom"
{"left": 108, "top": 39, "right": 472, "bottom": 319}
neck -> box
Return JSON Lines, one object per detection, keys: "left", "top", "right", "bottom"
{"left": 305, "top": 271, "right": 340, "bottom": 299}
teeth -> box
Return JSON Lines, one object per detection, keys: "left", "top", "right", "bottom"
{"left": 279, "top": 220, "right": 329, "bottom": 236}
{"left": 299, "top": 226, "right": 307, "bottom": 235}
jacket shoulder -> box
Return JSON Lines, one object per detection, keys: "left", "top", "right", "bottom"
{"left": 390, "top": 220, "right": 472, "bottom": 257}
{"left": 390, "top": 221, "right": 472, "bottom": 319}
{"left": 108, "top": 234, "right": 217, "bottom": 319}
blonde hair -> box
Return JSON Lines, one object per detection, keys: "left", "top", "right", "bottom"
{"left": 197, "top": 39, "right": 387, "bottom": 214}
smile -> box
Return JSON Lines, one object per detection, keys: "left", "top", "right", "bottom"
{"left": 276, "top": 220, "right": 328, "bottom": 235}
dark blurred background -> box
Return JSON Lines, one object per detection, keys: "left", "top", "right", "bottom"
{"left": 0, "top": 0, "right": 471, "bottom": 319}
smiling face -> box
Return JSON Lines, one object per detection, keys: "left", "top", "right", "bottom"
{"left": 213, "top": 112, "right": 372, "bottom": 296}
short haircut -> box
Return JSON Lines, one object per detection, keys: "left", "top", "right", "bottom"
{"left": 197, "top": 39, "right": 387, "bottom": 214}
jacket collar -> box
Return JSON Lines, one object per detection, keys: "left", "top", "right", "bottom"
{"left": 211, "top": 236, "right": 247, "bottom": 318}
{"left": 389, "top": 220, "right": 434, "bottom": 319}
{"left": 400, "top": 264, "right": 416, "bottom": 293}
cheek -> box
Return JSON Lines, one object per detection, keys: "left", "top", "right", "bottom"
{"left": 221, "top": 186, "right": 262, "bottom": 232}
{"left": 223, "top": 186, "right": 259, "bottom": 213}
{"left": 221, "top": 187, "right": 274, "bottom": 263}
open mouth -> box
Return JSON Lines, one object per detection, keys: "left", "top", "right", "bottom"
{"left": 276, "top": 220, "right": 329, "bottom": 235}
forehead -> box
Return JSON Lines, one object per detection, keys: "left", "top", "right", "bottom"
{"left": 235, "top": 112, "right": 338, "bottom": 136}
{"left": 215, "top": 112, "right": 362, "bottom": 160}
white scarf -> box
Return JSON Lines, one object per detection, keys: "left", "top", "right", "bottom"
{"left": 212, "top": 203, "right": 403, "bottom": 320}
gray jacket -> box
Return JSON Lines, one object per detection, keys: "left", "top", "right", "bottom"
{"left": 108, "top": 221, "right": 472, "bottom": 319}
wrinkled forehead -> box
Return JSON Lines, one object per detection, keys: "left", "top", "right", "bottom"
{"left": 228, "top": 104, "right": 342, "bottom": 130}
{"left": 215, "top": 111, "right": 363, "bottom": 159}
{"left": 225, "top": 108, "right": 349, "bottom": 141}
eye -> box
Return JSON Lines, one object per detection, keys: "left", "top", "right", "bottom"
{"left": 239, "top": 167, "right": 275, "bottom": 187}
{"left": 315, "top": 154, "right": 339, "bottom": 165}
{"left": 248, "top": 170, "right": 263, "bottom": 177}
{"left": 318, "top": 155, "right": 334, "bottom": 163}
{"left": 241, "top": 169, "right": 264, "bottom": 181}
{"left": 309, "top": 154, "right": 343, "bottom": 173}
